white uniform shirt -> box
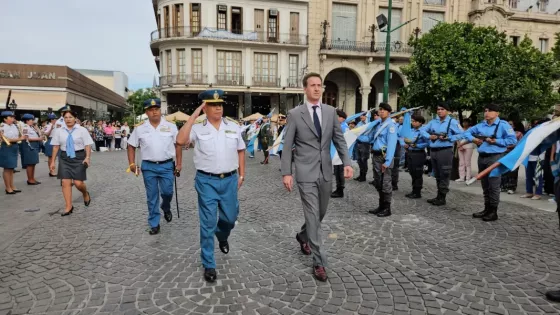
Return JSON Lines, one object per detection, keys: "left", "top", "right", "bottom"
{"left": 22, "top": 125, "right": 39, "bottom": 138}
{"left": 50, "top": 117, "right": 65, "bottom": 139}
{"left": 44, "top": 123, "right": 52, "bottom": 137}
{"left": 306, "top": 101, "right": 322, "bottom": 127}
{"left": 190, "top": 118, "right": 245, "bottom": 173}
{"left": 127, "top": 119, "right": 178, "bottom": 162}
{"left": 50, "top": 124, "right": 94, "bottom": 151}
{"left": 121, "top": 126, "right": 130, "bottom": 137}
{"left": 1, "top": 123, "right": 19, "bottom": 138}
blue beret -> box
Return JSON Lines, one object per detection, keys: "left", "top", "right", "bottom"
{"left": 198, "top": 89, "right": 224, "bottom": 103}
{"left": 59, "top": 104, "right": 72, "bottom": 112}
{"left": 21, "top": 113, "right": 35, "bottom": 121}
{"left": 143, "top": 98, "right": 161, "bottom": 109}
{"left": 47, "top": 113, "right": 57, "bottom": 120}
{"left": 1, "top": 111, "right": 14, "bottom": 117}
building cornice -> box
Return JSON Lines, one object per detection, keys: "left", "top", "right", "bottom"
{"left": 469, "top": 5, "right": 560, "bottom": 25}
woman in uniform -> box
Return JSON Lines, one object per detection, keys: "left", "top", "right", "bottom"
{"left": 20, "top": 113, "right": 42, "bottom": 185}
{"left": 44, "top": 113, "right": 58, "bottom": 177}
{"left": 0, "top": 111, "right": 24, "bottom": 194}
{"left": 50, "top": 108, "right": 94, "bottom": 216}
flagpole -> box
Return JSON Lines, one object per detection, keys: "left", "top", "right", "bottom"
{"left": 466, "top": 162, "right": 501, "bottom": 186}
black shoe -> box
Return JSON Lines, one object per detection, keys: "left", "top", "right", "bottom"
{"left": 427, "top": 195, "right": 438, "bottom": 204}
{"left": 546, "top": 290, "right": 560, "bottom": 302}
{"left": 482, "top": 207, "right": 498, "bottom": 221}
{"left": 149, "top": 225, "right": 160, "bottom": 235}
{"left": 369, "top": 196, "right": 385, "bottom": 215}
{"left": 432, "top": 197, "right": 447, "bottom": 206}
{"left": 472, "top": 206, "right": 488, "bottom": 218}
{"left": 27, "top": 181, "right": 41, "bottom": 185}
{"left": 84, "top": 191, "right": 91, "bottom": 207}
{"left": 5, "top": 190, "right": 16, "bottom": 195}
{"left": 219, "top": 240, "right": 229, "bottom": 254}
{"left": 392, "top": 186, "right": 398, "bottom": 191}
{"left": 369, "top": 180, "right": 375, "bottom": 185}
{"left": 13, "top": 189, "right": 21, "bottom": 193}
{"left": 204, "top": 268, "right": 217, "bottom": 282}
{"left": 376, "top": 207, "right": 392, "bottom": 217}
{"left": 163, "top": 211, "right": 172, "bottom": 223}
{"left": 405, "top": 192, "right": 421, "bottom": 199}
{"left": 49, "top": 173, "right": 57, "bottom": 177}
{"left": 330, "top": 189, "right": 344, "bottom": 198}
{"left": 61, "top": 206, "right": 74, "bottom": 216}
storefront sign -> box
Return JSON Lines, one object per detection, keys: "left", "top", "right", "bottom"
{"left": 0, "top": 70, "right": 57, "bottom": 80}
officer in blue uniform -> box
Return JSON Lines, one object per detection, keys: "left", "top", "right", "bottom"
{"left": 404, "top": 115, "right": 428, "bottom": 198}
{"left": 176, "top": 89, "right": 246, "bottom": 283}
{"left": 367, "top": 103, "right": 398, "bottom": 217}
{"left": 0, "top": 111, "right": 24, "bottom": 194}
{"left": 331, "top": 109, "right": 349, "bottom": 198}
{"left": 20, "top": 113, "right": 42, "bottom": 185}
{"left": 127, "top": 98, "right": 182, "bottom": 235}
{"left": 392, "top": 115, "right": 404, "bottom": 190}
{"left": 354, "top": 113, "right": 370, "bottom": 182}
{"left": 420, "top": 103, "right": 463, "bottom": 206}
{"left": 456, "top": 104, "right": 517, "bottom": 221}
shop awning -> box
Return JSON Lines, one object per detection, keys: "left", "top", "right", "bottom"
{"left": 0, "top": 90, "right": 10, "bottom": 106}
{"left": 9, "top": 91, "right": 67, "bottom": 111}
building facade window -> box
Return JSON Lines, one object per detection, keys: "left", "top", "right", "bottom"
{"left": 217, "top": 50, "right": 242, "bottom": 83}
{"left": 166, "top": 50, "right": 172, "bottom": 77}
{"left": 191, "top": 49, "right": 203, "bottom": 82}
{"left": 164, "top": 6, "right": 170, "bottom": 37}
{"left": 254, "top": 53, "right": 278, "bottom": 85}
{"left": 422, "top": 11, "right": 444, "bottom": 34}
{"left": 332, "top": 3, "right": 357, "bottom": 44}
{"left": 379, "top": 8, "right": 401, "bottom": 42}
{"left": 288, "top": 55, "right": 299, "bottom": 87}
{"left": 508, "top": 0, "right": 518, "bottom": 9}
{"left": 177, "top": 49, "right": 185, "bottom": 80}
{"left": 510, "top": 36, "right": 519, "bottom": 46}
{"left": 231, "top": 7, "right": 243, "bottom": 34}
{"left": 174, "top": 4, "right": 184, "bottom": 36}
{"left": 268, "top": 10, "right": 279, "bottom": 42}
{"left": 217, "top": 5, "right": 227, "bottom": 30}
{"left": 190, "top": 3, "right": 201, "bottom": 35}
{"left": 540, "top": 39, "right": 548, "bottom": 53}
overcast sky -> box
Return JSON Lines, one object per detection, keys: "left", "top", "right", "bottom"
{"left": 0, "top": 0, "right": 159, "bottom": 90}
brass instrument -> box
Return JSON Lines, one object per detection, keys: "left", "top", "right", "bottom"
{"left": 16, "top": 122, "right": 23, "bottom": 144}
{"left": 0, "top": 124, "right": 11, "bottom": 147}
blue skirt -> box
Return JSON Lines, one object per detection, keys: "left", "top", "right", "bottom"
{"left": 44, "top": 138, "right": 53, "bottom": 157}
{"left": 20, "top": 141, "right": 40, "bottom": 167}
{"left": 0, "top": 143, "right": 19, "bottom": 169}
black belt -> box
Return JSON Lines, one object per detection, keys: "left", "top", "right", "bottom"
{"left": 430, "top": 147, "right": 452, "bottom": 152}
{"left": 144, "top": 158, "right": 173, "bottom": 164}
{"left": 197, "top": 170, "right": 237, "bottom": 179}
{"left": 479, "top": 152, "right": 503, "bottom": 158}
{"left": 372, "top": 151, "right": 383, "bottom": 156}
{"left": 409, "top": 149, "right": 426, "bottom": 153}
{"left": 63, "top": 149, "right": 84, "bottom": 152}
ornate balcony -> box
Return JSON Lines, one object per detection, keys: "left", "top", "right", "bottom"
{"left": 159, "top": 74, "right": 208, "bottom": 86}
{"left": 320, "top": 40, "right": 413, "bottom": 57}
{"left": 252, "top": 76, "right": 281, "bottom": 88}
{"left": 215, "top": 75, "right": 244, "bottom": 86}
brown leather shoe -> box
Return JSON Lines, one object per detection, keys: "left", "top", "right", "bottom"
{"left": 313, "top": 266, "right": 327, "bottom": 282}
{"left": 295, "top": 234, "right": 311, "bottom": 255}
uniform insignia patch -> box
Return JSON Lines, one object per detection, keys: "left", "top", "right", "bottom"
{"left": 389, "top": 126, "right": 396, "bottom": 133}
{"left": 23, "top": 129, "right": 28, "bottom": 135}
{"left": 508, "top": 128, "right": 514, "bottom": 134}
{"left": 225, "top": 130, "right": 236, "bottom": 134}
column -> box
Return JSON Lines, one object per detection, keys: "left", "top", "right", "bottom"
{"left": 359, "top": 86, "right": 371, "bottom": 112}
{"left": 244, "top": 93, "right": 252, "bottom": 117}
{"left": 279, "top": 93, "right": 287, "bottom": 114}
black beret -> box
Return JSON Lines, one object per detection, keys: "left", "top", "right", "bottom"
{"left": 485, "top": 103, "right": 500, "bottom": 112}
{"left": 336, "top": 109, "right": 347, "bottom": 119}
{"left": 438, "top": 102, "right": 450, "bottom": 111}
{"left": 379, "top": 102, "right": 392, "bottom": 112}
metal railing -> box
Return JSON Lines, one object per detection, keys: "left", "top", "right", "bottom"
{"left": 424, "top": 0, "right": 445, "bottom": 5}
{"left": 252, "top": 76, "right": 281, "bottom": 87}
{"left": 151, "top": 26, "right": 308, "bottom": 45}
{"left": 160, "top": 74, "right": 208, "bottom": 86}
{"left": 287, "top": 78, "right": 302, "bottom": 88}
{"left": 321, "top": 40, "right": 413, "bottom": 54}
{"left": 215, "top": 75, "right": 244, "bottom": 86}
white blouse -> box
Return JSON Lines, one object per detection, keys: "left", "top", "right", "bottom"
{"left": 50, "top": 124, "right": 94, "bottom": 151}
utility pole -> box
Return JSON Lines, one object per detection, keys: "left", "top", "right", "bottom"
{"left": 382, "top": 0, "right": 393, "bottom": 104}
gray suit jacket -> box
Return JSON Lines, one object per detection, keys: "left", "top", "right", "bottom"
{"left": 281, "top": 103, "right": 351, "bottom": 182}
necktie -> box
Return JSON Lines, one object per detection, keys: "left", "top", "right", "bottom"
{"left": 312, "top": 106, "right": 322, "bottom": 138}
{"left": 66, "top": 128, "right": 76, "bottom": 158}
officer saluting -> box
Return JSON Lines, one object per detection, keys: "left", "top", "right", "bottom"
{"left": 457, "top": 104, "right": 517, "bottom": 221}
{"left": 420, "top": 103, "right": 463, "bottom": 206}
{"left": 127, "top": 98, "right": 182, "bottom": 235}
{"left": 368, "top": 103, "right": 398, "bottom": 217}
{"left": 176, "top": 89, "right": 246, "bottom": 283}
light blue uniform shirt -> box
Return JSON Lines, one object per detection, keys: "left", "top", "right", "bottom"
{"left": 356, "top": 121, "right": 365, "bottom": 127}
{"left": 397, "top": 124, "right": 405, "bottom": 146}
{"left": 420, "top": 115, "right": 463, "bottom": 148}
{"left": 459, "top": 117, "right": 517, "bottom": 154}
{"left": 408, "top": 128, "right": 429, "bottom": 151}
{"left": 367, "top": 118, "right": 398, "bottom": 166}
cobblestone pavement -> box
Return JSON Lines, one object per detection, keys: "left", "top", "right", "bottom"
{"left": 1, "top": 150, "right": 560, "bottom": 315}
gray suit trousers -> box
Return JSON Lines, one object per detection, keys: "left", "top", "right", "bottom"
{"left": 297, "top": 172, "right": 330, "bottom": 267}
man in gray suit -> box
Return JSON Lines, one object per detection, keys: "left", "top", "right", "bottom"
{"left": 281, "top": 72, "right": 353, "bottom": 281}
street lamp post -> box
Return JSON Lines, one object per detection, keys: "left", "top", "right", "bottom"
{"left": 8, "top": 100, "right": 17, "bottom": 112}
{"left": 413, "top": 27, "right": 421, "bottom": 40}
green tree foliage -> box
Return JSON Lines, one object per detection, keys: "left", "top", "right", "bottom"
{"left": 401, "top": 22, "right": 559, "bottom": 121}
{"left": 123, "top": 88, "right": 158, "bottom": 126}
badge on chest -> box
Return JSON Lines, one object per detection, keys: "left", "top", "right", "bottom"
{"left": 159, "top": 126, "right": 171, "bottom": 132}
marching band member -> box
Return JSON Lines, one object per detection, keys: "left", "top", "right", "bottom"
{"left": 0, "top": 111, "right": 24, "bottom": 194}
{"left": 20, "top": 113, "right": 42, "bottom": 185}
{"left": 50, "top": 107, "right": 94, "bottom": 216}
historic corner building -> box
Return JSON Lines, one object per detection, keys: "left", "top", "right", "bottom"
{"left": 0, "top": 64, "right": 128, "bottom": 121}
{"left": 307, "top": 0, "right": 560, "bottom": 115}
{"left": 150, "top": 0, "right": 309, "bottom": 118}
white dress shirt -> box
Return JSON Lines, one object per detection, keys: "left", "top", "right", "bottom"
{"left": 306, "top": 101, "right": 322, "bottom": 127}
{"left": 22, "top": 125, "right": 39, "bottom": 138}
{"left": 127, "top": 119, "right": 178, "bottom": 162}
{"left": 50, "top": 124, "right": 94, "bottom": 151}
{"left": 1, "top": 123, "right": 19, "bottom": 138}
{"left": 190, "top": 118, "right": 246, "bottom": 173}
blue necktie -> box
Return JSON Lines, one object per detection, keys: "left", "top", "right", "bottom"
{"left": 312, "top": 106, "right": 322, "bottom": 138}
{"left": 66, "top": 128, "right": 76, "bottom": 158}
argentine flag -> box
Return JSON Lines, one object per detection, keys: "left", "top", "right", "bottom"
{"left": 331, "top": 120, "right": 380, "bottom": 165}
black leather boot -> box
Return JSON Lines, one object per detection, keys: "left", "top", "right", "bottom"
{"left": 482, "top": 206, "right": 498, "bottom": 221}
{"left": 427, "top": 192, "right": 440, "bottom": 204}
{"left": 376, "top": 201, "right": 392, "bottom": 217}
{"left": 432, "top": 193, "right": 447, "bottom": 206}
{"left": 546, "top": 290, "right": 560, "bottom": 302}
{"left": 406, "top": 189, "right": 421, "bottom": 199}
{"left": 369, "top": 194, "right": 384, "bottom": 215}
{"left": 473, "top": 203, "right": 489, "bottom": 218}
{"left": 330, "top": 188, "right": 344, "bottom": 198}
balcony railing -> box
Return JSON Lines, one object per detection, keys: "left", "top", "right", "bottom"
{"left": 424, "top": 0, "right": 445, "bottom": 5}
{"left": 287, "top": 78, "right": 302, "bottom": 88}
{"left": 151, "top": 27, "right": 308, "bottom": 45}
{"left": 252, "top": 76, "right": 281, "bottom": 88}
{"left": 215, "top": 75, "right": 244, "bottom": 86}
{"left": 160, "top": 74, "right": 208, "bottom": 86}
{"left": 321, "top": 40, "right": 413, "bottom": 54}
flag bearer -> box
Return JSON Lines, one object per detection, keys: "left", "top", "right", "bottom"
{"left": 457, "top": 104, "right": 517, "bottom": 221}
{"left": 331, "top": 109, "right": 349, "bottom": 198}
{"left": 405, "top": 115, "right": 428, "bottom": 198}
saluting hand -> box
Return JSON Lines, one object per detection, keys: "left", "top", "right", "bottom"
{"left": 193, "top": 102, "right": 207, "bottom": 118}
